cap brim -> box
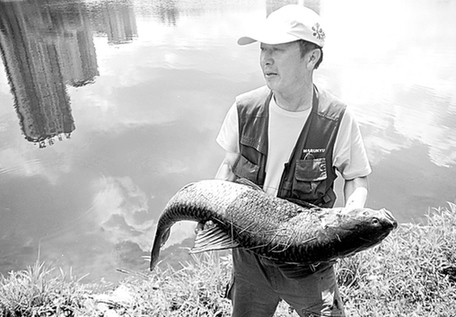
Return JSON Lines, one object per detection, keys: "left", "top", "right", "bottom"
{"left": 237, "top": 36, "right": 257, "bottom": 45}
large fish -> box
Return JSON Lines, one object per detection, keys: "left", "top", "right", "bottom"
{"left": 149, "top": 179, "right": 397, "bottom": 270}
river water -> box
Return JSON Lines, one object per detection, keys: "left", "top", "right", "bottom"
{"left": 0, "top": 0, "right": 455, "bottom": 282}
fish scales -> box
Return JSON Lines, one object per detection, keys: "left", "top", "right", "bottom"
{"left": 149, "top": 179, "right": 397, "bottom": 270}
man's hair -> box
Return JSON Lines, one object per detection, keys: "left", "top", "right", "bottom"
{"left": 298, "top": 40, "right": 323, "bottom": 69}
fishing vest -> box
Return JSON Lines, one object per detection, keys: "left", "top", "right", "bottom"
{"left": 232, "top": 85, "right": 346, "bottom": 208}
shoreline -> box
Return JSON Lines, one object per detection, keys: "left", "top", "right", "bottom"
{"left": 1, "top": 203, "right": 455, "bottom": 316}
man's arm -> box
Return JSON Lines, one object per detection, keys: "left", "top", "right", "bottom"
{"left": 215, "top": 151, "right": 240, "bottom": 181}
{"left": 195, "top": 152, "right": 239, "bottom": 233}
{"left": 343, "top": 176, "right": 369, "bottom": 210}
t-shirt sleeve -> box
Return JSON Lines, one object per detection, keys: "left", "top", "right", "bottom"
{"left": 216, "top": 102, "right": 240, "bottom": 153}
{"left": 333, "top": 107, "right": 372, "bottom": 180}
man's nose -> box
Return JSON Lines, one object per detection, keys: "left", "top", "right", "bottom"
{"left": 261, "top": 52, "right": 273, "bottom": 66}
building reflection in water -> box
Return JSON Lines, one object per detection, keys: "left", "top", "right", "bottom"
{"left": 154, "top": 0, "right": 179, "bottom": 26}
{"left": 98, "top": 1, "right": 138, "bottom": 44}
{"left": 0, "top": 0, "right": 138, "bottom": 148}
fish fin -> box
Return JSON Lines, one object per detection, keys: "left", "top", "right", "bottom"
{"left": 191, "top": 225, "right": 239, "bottom": 253}
{"left": 235, "top": 177, "right": 263, "bottom": 191}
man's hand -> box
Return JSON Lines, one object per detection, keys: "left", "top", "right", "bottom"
{"left": 195, "top": 222, "right": 205, "bottom": 234}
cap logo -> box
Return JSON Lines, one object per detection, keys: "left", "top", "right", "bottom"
{"left": 312, "top": 23, "right": 325, "bottom": 41}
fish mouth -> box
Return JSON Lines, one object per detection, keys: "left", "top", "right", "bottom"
{"left": 381, "top": 208, "right": 398, "bottom": 229}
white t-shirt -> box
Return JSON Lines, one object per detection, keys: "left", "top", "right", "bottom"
{"left": 216, "top": 89, "right": 372, "bottom": 197}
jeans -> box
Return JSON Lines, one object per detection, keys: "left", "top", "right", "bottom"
{"left": 227, "top": 249, "right": 345, "bottom": 317}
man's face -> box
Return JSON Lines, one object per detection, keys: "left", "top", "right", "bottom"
{"left": 260, "top": 41, "right": 307, "bottom": 93}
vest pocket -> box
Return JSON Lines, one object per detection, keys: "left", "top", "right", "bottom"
{"left": 233, "top": 155, "right": 260, "bottom": 182}
{"left": 293, "top": 158, "right": 327, "bottom": 196}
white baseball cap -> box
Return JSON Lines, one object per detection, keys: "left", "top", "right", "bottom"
{"left": 237, "top": 5, "right": 325, "bottom": 48}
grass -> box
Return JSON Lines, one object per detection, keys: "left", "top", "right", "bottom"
{"left": 1, "top": 203, "right": 456, "bottom": 316}
{"left": 0, "top": 261, "right": 107, "bottom": 316}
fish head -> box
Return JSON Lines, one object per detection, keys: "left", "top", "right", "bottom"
{"left": 342, "top": 207, "right": 397, "bottom": 228}
{"left": 332, "top": 208, "right": 398, "bottom": 255}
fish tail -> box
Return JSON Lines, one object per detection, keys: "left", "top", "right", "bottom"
{"left": 149, "top": 227, "right": 171, "bottom": 271}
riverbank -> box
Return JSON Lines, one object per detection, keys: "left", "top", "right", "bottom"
{"left": 1, "top": 204, "right": 455, "bottom": 316}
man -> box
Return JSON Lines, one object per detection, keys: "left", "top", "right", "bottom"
{"left": 214, "top": 4, "right": 371, "bottom": 317}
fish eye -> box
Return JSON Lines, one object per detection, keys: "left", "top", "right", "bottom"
{"left": 371, "top": 218, "right": 380, "bottom": 226}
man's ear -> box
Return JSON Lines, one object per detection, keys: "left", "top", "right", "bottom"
{"left": 307, "top": 49, "right": 321, "bottom": 68}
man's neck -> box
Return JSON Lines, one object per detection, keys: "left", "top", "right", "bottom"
{"left": 273, "top": 82, "right": 314, "bottom": 112}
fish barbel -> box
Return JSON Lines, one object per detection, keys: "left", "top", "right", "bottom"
{"left": 149, "top": 179, "right": 397, "bottom": 270}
